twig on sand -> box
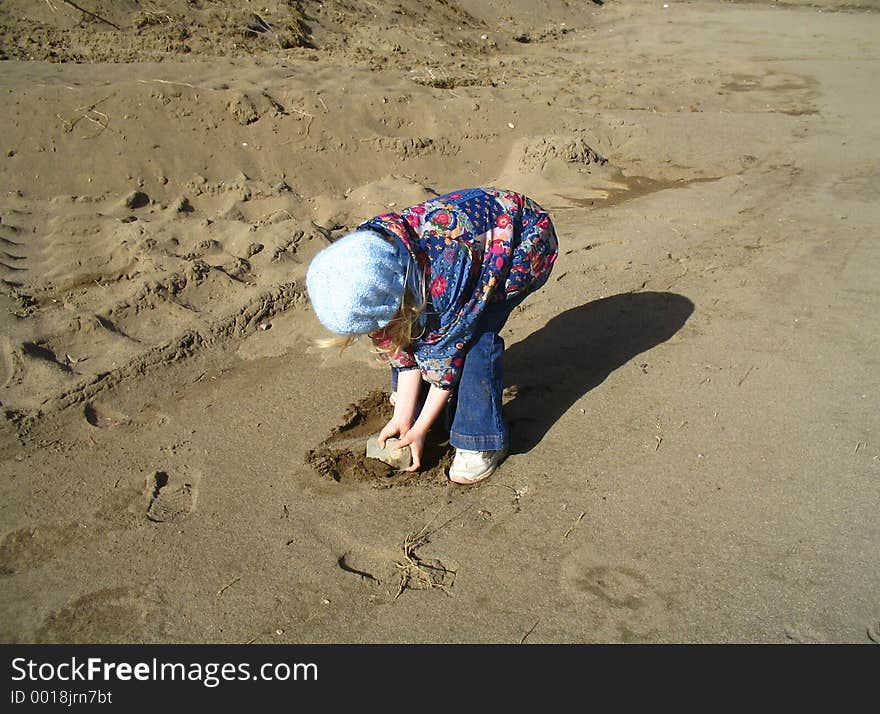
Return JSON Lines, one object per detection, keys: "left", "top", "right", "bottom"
{"left": 136, "top": 79, "right": 197, "bottom": 89}
{"left": 519, "top": 619, "right": 539, "bottom": 645}
{"left": 242, "top": 14, "right": 286, "bottom": 50}
{"left": 280, "top": 108, "right": 315, "bottom": 143}
{"left": 394, "top": 506, "right": 465, "bottom": 599}
{"left": 59, "top": 0, "right": 121, "bottom": 30}
{"left": 216, "top": 575, "right": 242, "bottom": 597}
{"left": 737, "top": 365, "right": 755, "bottom": 387}
{"left": 561, "top": 511, "right": 586, "bottom": 542}
{"left": 57, "top": 95, "right": 115, "bottom": 138}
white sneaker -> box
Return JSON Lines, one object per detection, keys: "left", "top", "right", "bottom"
{"left": 448, "top": 447, "right": 508, "bottom": 485}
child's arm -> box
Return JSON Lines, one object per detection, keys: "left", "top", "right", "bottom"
{"left": 394, "top": 385, "right": 450, "bottom": 472}
{"left": 379, "top": 368, "right": 422, "bottom": 443}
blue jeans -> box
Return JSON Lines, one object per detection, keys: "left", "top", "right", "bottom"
{"left": 391, "top": 297, "right": 521, "bottom": 452}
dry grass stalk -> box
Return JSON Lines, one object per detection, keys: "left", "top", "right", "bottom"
{"left": 737, "top": 365, "right": 755, "bottom": 387}
{"left": 136, "top": 79, "right": 197, "bottom": 89}
{"left": 561, "top": 511, "right": 586, "bottom": 542}
{"left": 59, "top": 0, "right": 121, "bottom": 30}
{"left": 519, "top": 619, "right": 539, "bottom": 645}
{"left": 57, "top": 95, "right": 114, "bottom": 139}
{"left": 216, "top": 575, "right": 242, "bottom": 597}
{"left": 394, "top": 507, "right": 462, "bottom": 599}
{"left": 280, "top": 108, "right": 315, "bottom": 143}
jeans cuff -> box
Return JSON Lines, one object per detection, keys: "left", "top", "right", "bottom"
{"left": 449, "top": 432, "right": 507, "bottom": 451}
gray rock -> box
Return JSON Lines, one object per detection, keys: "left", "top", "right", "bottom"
{"left": 366, "top": 435, "right": 412, "bottom": 470}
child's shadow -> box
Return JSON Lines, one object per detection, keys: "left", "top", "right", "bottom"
{"left": 504, "top": 291, "right": 695, "bottom": 454}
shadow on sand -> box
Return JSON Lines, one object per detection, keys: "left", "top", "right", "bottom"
{"left": 504, "top": 291, "right": 695, "bottom": 454}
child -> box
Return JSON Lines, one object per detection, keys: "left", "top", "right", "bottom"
{"left": 306, "top": 187, "right": 558, "bottom": 484}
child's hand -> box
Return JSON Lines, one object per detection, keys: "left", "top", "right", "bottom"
{"left": 378, "top": 417, "right": 413, "bottom": 448}
{"left": 395, "top": 425, "right": 427, "bottom": 472}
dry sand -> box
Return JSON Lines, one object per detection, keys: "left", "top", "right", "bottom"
{"left": 0, "top": 0, "right": 878, "bottom": 643}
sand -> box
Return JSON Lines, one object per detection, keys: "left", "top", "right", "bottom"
{"left": 0, "top": 0, "right": 878, "bottom": 644}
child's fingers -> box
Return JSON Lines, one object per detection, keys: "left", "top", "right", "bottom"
{"left": 404, "top": 453, "right": 421, "bottom": 472}
{"left": 395, "top": 433, "right": 421, "bottom": 471}
{"left": 377, "top": 424, "right": 395, "bottom": 448}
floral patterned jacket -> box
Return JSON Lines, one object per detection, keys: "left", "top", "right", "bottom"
{"left": 363, "top": 187, "right": 558, "bottom": 389}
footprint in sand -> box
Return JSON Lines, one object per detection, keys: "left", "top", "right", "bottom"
{"left": 146, "top": 469, "right": 200, "bottom": 523}
{"left": 0, "top": 486, "right": 146, "bottom": 576}
{"left": 35, "top": 586, "right": 163, "bottom": 643}
{"left": 83, "top": 401, "right": 131, "bottom": 429}
{"left": 0, "top": 523, "right": 82, "bottom": 577}
{"left": 559, "top": 543, "right": 678, "bottom": 642}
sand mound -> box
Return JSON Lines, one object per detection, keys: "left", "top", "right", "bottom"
{"left": 0, "top": 178, "right": 323, "bottom": 415}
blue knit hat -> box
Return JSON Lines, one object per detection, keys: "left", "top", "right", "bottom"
{"left": 306, "top": 229, "right": 416, "bottom": 336}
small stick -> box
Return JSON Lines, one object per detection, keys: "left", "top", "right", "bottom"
{"left": 59, "top": 0, "right": 121, "bottom": 30}
{"left": 519, "top": 619, "right": 539, "bottom": 645}
{"left": 737, "top": 365, "right": 755, "bottom": 387}
{"left": 561, "top": 512, "right": 586, "bottom": 541}
{"left": 58, "top": 95, "right": 115, "bottom": 137}
{"left": 79, "top": 112, "right": 108, "bottom": 131}
{"left": 280, "top": 108, "right": 315, "bottom": 143}
{"left": 136, "top": 79, "right": 197, "bottom": 89}
{"left": 217, "top": 575, "right": 242, "bottom": 597}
